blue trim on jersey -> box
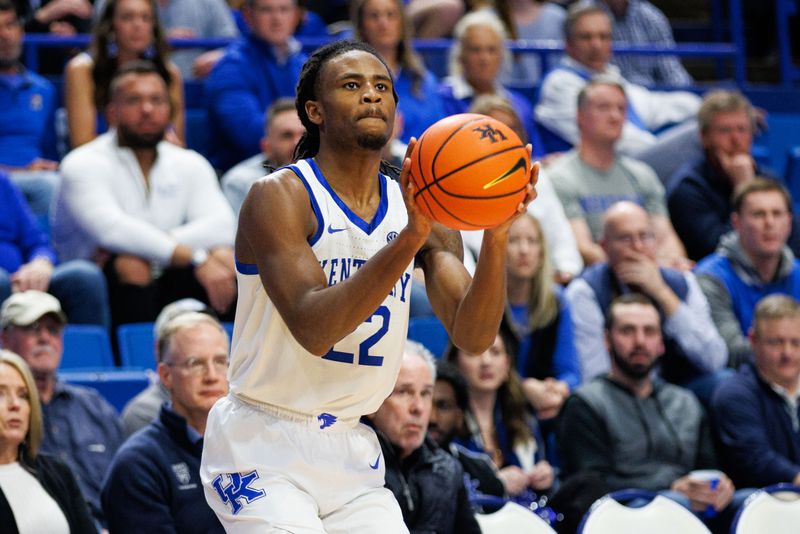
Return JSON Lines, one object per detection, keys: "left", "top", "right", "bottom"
{"left": 288, "top": 164, "right": 325, "bottom": 246}
{"left": 307, "top": 158, "right": 388, "bottom": 235}
{"left": 235, "top": 259, "right": 259, "bottom": 275}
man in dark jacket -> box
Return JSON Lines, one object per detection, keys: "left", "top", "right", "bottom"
{"left": 101, "top": 312, "right": 229, "bottom": 533}
{"left": 711, "top": 294, "right": 800, "bottom": 488}
{"left": 368, "top": 340, "right": 481, "bottom": 534}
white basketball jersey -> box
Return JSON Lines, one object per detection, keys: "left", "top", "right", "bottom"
{"left": 229, "top": 158, "right": 414, "bottom": 419}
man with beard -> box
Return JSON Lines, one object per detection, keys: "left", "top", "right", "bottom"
{"left": 0, "top": 290, "right": 124, "bottom": 525}
{"left": 558, "top": 293, "right": 747, "bottom": 532}
{"left": 53, "top": 61, "right": 236, "bottom": 328}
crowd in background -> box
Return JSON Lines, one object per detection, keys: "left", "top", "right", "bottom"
{"left": 1, "top": 0, "right": 800, "bottom": 533}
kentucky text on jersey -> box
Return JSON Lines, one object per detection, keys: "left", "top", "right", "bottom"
{"left": 320, "top": 258, "right": 412, "bottom": 302}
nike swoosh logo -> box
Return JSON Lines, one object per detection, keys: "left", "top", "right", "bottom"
{"left": 482, "top": 157, "right": 527, "bottom": 190}
{"left": 369, "top": 452, "right": 381, "bottom": 470}
{"left": 327, "top": 225, "right": 347, "bottom": 234}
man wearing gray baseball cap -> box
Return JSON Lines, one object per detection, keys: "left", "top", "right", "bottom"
{"left": 0, "top": 290, "right": 124, "bottom": 526}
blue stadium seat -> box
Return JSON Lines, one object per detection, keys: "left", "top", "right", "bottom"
{"left": 61, "top": 325, "right": 115, "bottom": 369}
{"left": 185, "top": 108, "right": 211, "bottom": 157}
{"left": 117, "top": 323, "right": 156, "bottom": 370}
{"left": 222, "top": 321, "right": 234, "bottom": 340}
{"left": 59, "top": 369, "right": 152, "bottom": 413}
{"left": 407, "top": 317, "right": 449, "bottom": 359}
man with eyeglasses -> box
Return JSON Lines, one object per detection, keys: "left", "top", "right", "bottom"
{"left": 102, "top": 312, "right": 229, "bottom": 533}
{"left": 0, "top": 290, "right": 124, "bottom": 525}
{"left": 547, "top": 78, "right": 686, "bottom": 268}
{"left": 566, "top": 201, "right": 727, "bottom": 403}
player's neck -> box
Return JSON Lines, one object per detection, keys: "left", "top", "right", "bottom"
{"left": 314, "top": 148, "right": 383, "bottom": 206}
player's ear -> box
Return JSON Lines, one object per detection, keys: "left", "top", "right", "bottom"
{"left": 305, "top": 100, "right": 323, "bottom": 126}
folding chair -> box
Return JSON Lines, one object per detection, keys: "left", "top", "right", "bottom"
{"left": 578, "top": 490, "right": 711, "bottom": 534}
{"left": 731, "top": 484, "right": 800, "bottom": 534}
{"left": 475, "top": 501, "right": 557, "bottom": 534}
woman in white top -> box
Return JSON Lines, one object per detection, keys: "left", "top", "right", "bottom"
{"left": 0, "top": 350, "right": 95, "bottom": 533}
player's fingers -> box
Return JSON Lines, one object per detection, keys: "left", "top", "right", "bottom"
{"left": 404, "top": 137, "right": 417, "bottom": 161}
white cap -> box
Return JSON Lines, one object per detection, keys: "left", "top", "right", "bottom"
{"left": 0, "top": 291, "right": 67, "bottom": 329}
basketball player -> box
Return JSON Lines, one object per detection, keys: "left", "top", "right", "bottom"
{"left": 201, "top": 39, "right": 538, "bottom": 533}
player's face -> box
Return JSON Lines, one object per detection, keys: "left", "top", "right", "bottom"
{"left": 606, "top": 303, "right": 664, "bottom": 380}
{"left": 733, "top": 191, "right": 792, "bottom": 259}
{"left": 0, "top": 363, "right": 31, "bottom": 453}
{"left": 428, "top": 380, "right": 463, "bottom": 447}
{"left": 264, "top": 109, "right": 304, "bottom": 167}
{"left": 311, "top": 50, "right": 396, "bottom": 152}
{"left": 0, "top": 315, "right": 64, "bottom": 380}
{"left": 359, "top": 0, "right": 404, "bottom": 54}
{"left": 603, "top": 208, "right": 658, "bottom": 265}
{"left": 0, "top": 9, "right": 23, "bottom": 67}
{"left": 112, "top": 0, "right": 155, "bottom": 54}
{"left": 751, "top": 316, "right": 800, "bottom": 391}
{"left": 246, "top": 0, "right": 297, "bottom": 48}
{"left": 460, "top": 25, "right": 504, "bottom": 91}
{"left": 566, "top": 12, "right": 612, "bottom": 72}
{"left": 578, "top": 84, "right": 626, "bottom": 144}
{"left": 370, "top": 353, "right": 433, "bottom": 460}
{"left": 701, "top": 110, "right": 754, "bottom": 157}
{"left": 111, "top": 72, "right": 171, "bottom": 148}
{"left": 455, "top": 335, "right": 511, "bottom": 395}
{"left": 507, "top": 215, "right": 543, "bottom": 281}
{"left": 159, "top": 323, "right": 229, "bottom": 421}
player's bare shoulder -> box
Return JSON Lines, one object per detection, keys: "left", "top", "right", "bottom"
{"left": 236, "top": 167, "right": 317, "bottom": 262}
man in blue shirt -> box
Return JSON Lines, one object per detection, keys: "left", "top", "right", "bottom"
{"left": 102, "top": 312, "right": 229, "bottom": 533}
{"left": 205, "top": 0, "right": 307, "bottom": 171}
{"left": 0, "top": 290, "right": 124, "bottom": 524}
{"left": 0, "top": 1, "right": 60, "bottom": 217}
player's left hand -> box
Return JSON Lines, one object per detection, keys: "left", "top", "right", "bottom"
{"left": 485, "top": 146, "right": 539, "bottom": 237}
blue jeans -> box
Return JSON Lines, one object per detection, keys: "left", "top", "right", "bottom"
{"left": 0, "top": 260, "right": 110, "bottom": 332}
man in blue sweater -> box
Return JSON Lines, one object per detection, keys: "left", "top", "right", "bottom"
{"left": 101, "top": 312, "right": 229, "bottom": 533}
{"left": 711, "top": 294, "right": 800, "bottom": 489}
{"left": 205, "top": 0, "right": 306, "bottom": 171}
{"left": 695, "top": 179, "right": 800, "bottom": 368}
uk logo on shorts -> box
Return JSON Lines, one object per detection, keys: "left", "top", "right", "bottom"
{"left": 318, "top": 412, "right": 337, "bottom": 429}
{"left": 211, "top": 470, "right": 266, "bottom": 515}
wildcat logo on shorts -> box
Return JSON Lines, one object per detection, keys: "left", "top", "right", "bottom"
{"left": 317, "top": 412, "right": 337, "bottom": 429}
{"left": 211, "top": 470, "right": 266, "bottom": 515}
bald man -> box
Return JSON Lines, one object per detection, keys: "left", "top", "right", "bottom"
{"left": 565, "top": 201, "right": 727, "bottom": 402}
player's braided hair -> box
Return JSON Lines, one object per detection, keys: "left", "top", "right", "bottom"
{"left": 293, "top": 39, "right": 399, "bottom": 165}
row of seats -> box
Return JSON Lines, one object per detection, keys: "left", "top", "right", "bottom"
{"left": 476, "top": 485, "right": 800, "bottom": 534}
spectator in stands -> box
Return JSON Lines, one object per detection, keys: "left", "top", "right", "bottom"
{"left": 102, "top": 312, "right": 228, "bottom": 533}
{"left": 695, "top": 179, "right": 800, "bottom": 368}
{"left": 429, "top": 359, "right": 506, "bottom": 499}
{"left": 351, "top": 0, "right": 447, "bottom": 144}
{"left": 0, "top": 290, "right": 125, "bottom": 524}
{"left": 566, "top": 202, "right": 727, "bottom": 402}
{"left": 548, "top": 78, "right": 686, "bottom": 266}
{"left": 54, "top": 61, "right": 237, "bottom": 329}
{"left": 438, "top": 10, "right": 539, "bottom": 151}
{"left": 94, "top": 0, "right": 240, "bottom": 80}
{"left": 503, "top": 213, "right": 580, "bottom": 420}
{"left": 468, "top": 0, "right": 567, "bottom": 85}
{"left": 0, "top": 0, "right": 59, "bottom": 219}
{"left": 668, "top": 90, "right": 800, "bottom": 261}
{"left": 405, "top": 0, "right": 464, "bottom": 38}
{"left": 558, "top": 293, "right": 747, "bottom": 533}
{"left": 447, "top": 332, "right": 555, "bottom": 499}
{"left": 205, "top": 0, "right": 306, "bottom": 171}
{"left": 711, "top": 294, "right": 800, "bottom": 488}
{"left": 221, "top": 97, "right": 303, "bottom": 217}
{"left": 589, "top": 0, "right": 693, "bottom": 87}
{"left": 465, "top": 94, "right": 583, "bottom": 281}
{"left": 368, "top": 340, "right": 481, "bottom": 534}
{"left": 120, "top": 298, "right": 213, "bottom": 436}
{"left": 0, "top": 350, "right": 96, "bottom": 533}
{"left": 64, "top": 0, "right": 186, "bottom": 148}
{"left": 0, "top": 171, "right": 110, "bottom": 330}
{"left": 535, "top": 3, "right": 701, "bottom": 182}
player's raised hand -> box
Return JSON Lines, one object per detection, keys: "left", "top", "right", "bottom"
{"left": 399, "top": 137, "right": 434, "bottom": 243}
{"left": 485, "top": 149, "right": 539, "bottom": 237}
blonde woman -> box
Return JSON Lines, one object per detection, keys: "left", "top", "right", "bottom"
{"left": 0, "top": 350, "right": 95, "bottom": 533}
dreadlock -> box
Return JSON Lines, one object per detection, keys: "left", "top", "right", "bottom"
{"left": 293, "top": 39, "right": 399, "bottom": 164}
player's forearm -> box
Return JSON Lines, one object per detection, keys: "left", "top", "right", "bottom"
{"left": 287, "top": 228, "right": 425, "bottom": 356}
{"left": 449, "top": 232, "right": 508, "bottom": 353}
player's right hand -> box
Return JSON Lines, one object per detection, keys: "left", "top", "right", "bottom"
{"left": 399, "top": 137, "right": 434, "bottom": 245}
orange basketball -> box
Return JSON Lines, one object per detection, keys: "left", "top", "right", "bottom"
{"left": 409, "top": 113, "right": 530, "bottom": 230}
